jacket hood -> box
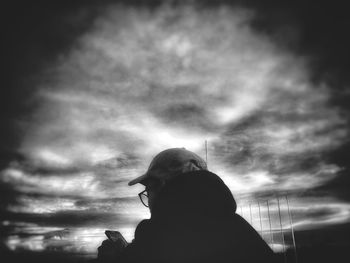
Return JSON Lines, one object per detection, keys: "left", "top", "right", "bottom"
{"left": 151, "top": 170, "right": 237, "bottom": 220}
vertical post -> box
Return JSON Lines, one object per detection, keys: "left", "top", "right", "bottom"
{"left": 249, "top": 203, "right": 253, "bottom": 225}
{"left": 240, "top": 205, "right": 243, "bottom": 217}
{"left": 258, "top": 201, "right": 263, "bottom": 236}
{"left": 266, "top": 200, "right": 274, "bottom": 250}
{"left": 277, "top": 197, "right": 287, "bottom": 263}
{"left": 286, "top": 195, "right": 298, "bottom": 263}
{"left": 205, "top": 140, "right": 208, "bottom": 166}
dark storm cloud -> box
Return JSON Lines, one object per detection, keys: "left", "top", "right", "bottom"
{"left": 10, "top": 161, "right": 83, "bottom": 177}
{"left": 0, "top": 182, "right": 21, "bottom": 210}
{"left": 287, "top": 198, "right": 350, "bottom": 230}
{"left": 315, "top": 169, "right": 350, "bottom": 201}
{"left": 1, "top": 209, "right": 137, "bottom": 228}
{"left": 1, "top": 207, "right": 139, "bottom": 252}
{"left": 246, "top": 0, "right": 350, "bottom": 86}
{"left": 5, "top": 152, "right": 140, "bottom": 178}
{"left": 1, "top": 0, "right": 104, "bottom": 170}
{"left": 74, "top": 196, "right": 138, "bottom": 209}
{"left": 214, "top": 111, "right": 340, "bottom": 163}
{"left": 157, "top": 102, "right": 218, "bottom": 132}
{"left": 233, "top": 0, "right": 350, "bottom": 200}
{"left": 209, "top": 82, "right": 347, "bottom": 195}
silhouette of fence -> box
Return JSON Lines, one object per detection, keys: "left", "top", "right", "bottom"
{"left": 236, "top": 195, "right": 297, "bottom": 263}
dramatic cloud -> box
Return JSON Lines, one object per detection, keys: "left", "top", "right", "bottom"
{"left": 1, "top": 2, "right": 349, "bottom": 254}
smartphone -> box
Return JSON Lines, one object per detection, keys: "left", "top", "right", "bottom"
{"left": 105, "top": 230, "right": 128, "bottom": 248}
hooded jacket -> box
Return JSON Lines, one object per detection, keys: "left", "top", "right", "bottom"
{"left": 120, "top": 170, "right": 275, "bottom": 263}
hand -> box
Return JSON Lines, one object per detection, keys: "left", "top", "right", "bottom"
{"left": 97, "top": 239, "right": 124, "bottom": 262}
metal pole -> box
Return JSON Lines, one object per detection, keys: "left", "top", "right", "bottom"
{"left": 249, "top": 203, "right": 253, "bottom": 225}
{"left": 266, "top": 200, "right": 274, "bottom": 250}
{"left": 240, "top": 205, "right": 243, "bottom": 217}
{"left": 286, "top": 195, "right": 298, "bottom": 263}
{"left": 277, "top": 197, "right": 287, "bottom": 263}
{"left": 205, "top": 140, "right": 208, "bottom": 166}
{"left": 258, "top": 201, "right": 263, "bottom": 236}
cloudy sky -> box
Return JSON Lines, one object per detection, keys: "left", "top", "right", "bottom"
{"left": 1, "top": 0, "right": 350, "bottom": 256}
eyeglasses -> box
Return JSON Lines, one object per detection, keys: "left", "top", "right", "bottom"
{"left": 138, "top": 190, "right": 149, "bottom": 207}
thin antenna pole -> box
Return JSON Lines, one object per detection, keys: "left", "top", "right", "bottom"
{"left": 266, "top": 200, "right": 274, "bottom": 250}
{"left": 277, "top": 197, "right": 287, "bottom": 263}
{"left": 258, "top": 201, "right": 263, "bottom": 235}
{"left": 249, "top": 203, "right": 253, "bottom": 225}
{"left": 205, "top": 140, "right": 208, "bottom": 165}
{"left": 286, "top": 195, "right": 298, "bottom": 263}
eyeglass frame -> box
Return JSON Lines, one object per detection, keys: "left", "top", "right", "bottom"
{"left": 137, "top": 178, "right": 166, "bottom": 208}
{"left": 138, "top": 189, "right": 149, "bottom": 207}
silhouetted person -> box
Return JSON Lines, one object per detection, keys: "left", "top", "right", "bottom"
{"left": 98, "top": 148, "right": 276, "bottom": 263}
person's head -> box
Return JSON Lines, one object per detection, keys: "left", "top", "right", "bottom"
{"left": 128, "top": 148, "right": 207, "bottom": 211}
{"left": 151, "top": 170, "right": 237, "bottom": 219}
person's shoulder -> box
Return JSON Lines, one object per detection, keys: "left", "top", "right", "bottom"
{"left": 134, "top": 219, "right": 152, "bottom": 240}
{"left": 232, "top": 213, "right": 251, "bottom": 226}
{"left": 136, "top": 219, "right": 151, "bottom": 229}
{"left": 230, "top": 213, "right": 275, "bottom": 255}
{"left": 231, "top": 213, "right": 264, "bottom": 233}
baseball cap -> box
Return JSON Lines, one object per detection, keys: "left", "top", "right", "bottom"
{"left": 128, "top": 148, "right": 208, "bottom": 186}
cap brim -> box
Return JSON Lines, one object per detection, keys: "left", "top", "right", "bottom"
{"left": 128, "top": 173, "right": 148, "bottom": 186}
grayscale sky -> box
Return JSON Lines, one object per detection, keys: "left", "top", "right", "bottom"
{"left": 1, "top": 0, "right": 350, "bottom": 256}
